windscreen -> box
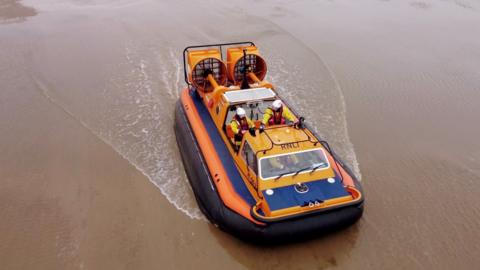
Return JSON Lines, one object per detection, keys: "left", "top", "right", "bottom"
{"left": 259, "top": 149, "right": 330, "bottom": 180}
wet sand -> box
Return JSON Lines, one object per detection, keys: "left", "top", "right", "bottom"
{"left": 1, "top": 0, "right": 480, "bottom": 269}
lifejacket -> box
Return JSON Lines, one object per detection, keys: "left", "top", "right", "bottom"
{"left": 235, "top": 115, "right": 249, "bottom": 130}
{"left": 269, "top": 106, "right": 285, "bottom": 125}
{"left": 232, "top": 115, "right": 249, "bottom": 143}
{"left": 234, "top": 115, "right": 250, "bottom": 132}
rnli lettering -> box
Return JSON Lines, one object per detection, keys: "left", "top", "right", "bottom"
{"left": 280, "top": 142, "right": 299, "bottom": 150}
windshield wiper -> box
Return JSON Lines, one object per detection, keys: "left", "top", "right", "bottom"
{"left": 292, "top": 165, "right": 315, "bottom": 177}
{"left": 274, "top": 170, "right": 296, "bottom": 180}
{"left": 310, "top": 162, "right": 327, "bottom": 174}
{"left": 274, "top": 162, "right": 328, "bottom": 180}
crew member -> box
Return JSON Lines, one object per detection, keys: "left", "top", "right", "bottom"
{"left": 262, "top": 99, "right": 297, "bottom": 126}
{"left": 230, "top": 107, "right": 255, "bottom": 149}
{"left": 269, "top": 154, "right": 300, "bottom": 170}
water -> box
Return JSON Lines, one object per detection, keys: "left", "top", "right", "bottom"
{"left": 1, "top": 0, "right": 479, "bottom": 269}
{"left": 12, "top": 0, "right": 360, "bottom": 220}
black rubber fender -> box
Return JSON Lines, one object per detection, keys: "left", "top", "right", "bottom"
{"left": 174, "top": 100, "right": 364, "bottom": 244}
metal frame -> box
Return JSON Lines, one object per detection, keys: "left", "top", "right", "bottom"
{"left": 183, "top": 41, "right": 255, "bottom": 86}
{"left": 183, "top": 42, "right": 346, "bottom": 184}
{"left": 250, "top": 98, "right": 345, "bottom": 183}
{"left": 274, "top": 97, "right": 346, "bottom": 184}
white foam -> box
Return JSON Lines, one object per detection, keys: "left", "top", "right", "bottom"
{"left": 33, "top": 44, "right": 205, "bottom": 221}
{"left": 33, "top": 40, "right": 361, "bottom": 222}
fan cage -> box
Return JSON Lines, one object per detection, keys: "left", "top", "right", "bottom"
{"left": 191, "top": 58, "right": 226, "bottom": 92}
{"left": 233, "top": 54, "right": 266, "bottom": 84}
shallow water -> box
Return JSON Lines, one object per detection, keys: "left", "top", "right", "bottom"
{"left": 9, "top": 0, "right": 360, "bottom": 219}
{"left": 1, "top": 0, "right": 480, "bottom": 269}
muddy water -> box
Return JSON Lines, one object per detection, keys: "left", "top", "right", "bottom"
{"left": 1, "top": 0, "right": 479, "bottom": 269}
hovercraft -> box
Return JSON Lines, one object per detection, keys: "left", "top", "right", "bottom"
{"left": 174, "top": 42, "right": 364, "bottom": 243}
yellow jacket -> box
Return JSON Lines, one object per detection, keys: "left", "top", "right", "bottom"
{"left": 262, "top": 106, "right": 296, "bottom": 125}
{"left": 230, "top": 116, "right": 255, "bottom": 134}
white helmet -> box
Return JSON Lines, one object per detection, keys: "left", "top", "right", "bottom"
{"left": 236, "top": 107, "right": 246, "bottom": 117}
{"left": 272, "top": 99, "right": 283, "bottom": 110}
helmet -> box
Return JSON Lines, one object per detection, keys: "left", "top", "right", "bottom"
{"left": 272, "top": 99, "right": 282, "bottom": 110}
{"left": 236, "top": 107, "right": 246, "bottom": 117}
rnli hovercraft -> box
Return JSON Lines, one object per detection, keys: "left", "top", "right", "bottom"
{"left": 174, "top": 42, "right": 364, "bottom": 243}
